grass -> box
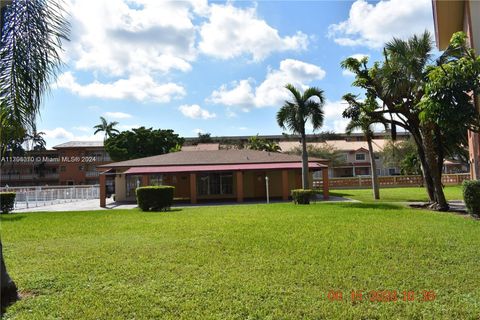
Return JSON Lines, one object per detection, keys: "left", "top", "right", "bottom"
{"left": 330, "top": 185, "right": 463, "bottom": 203}
{"left": 2, "top": 202, "right": 480, "bottom": 319}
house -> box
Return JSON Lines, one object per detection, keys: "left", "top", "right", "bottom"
{"left": 278, "top": 139, "right": 396, "bottom": 177}
{"left": 432, "top": 0, "right": 480, "bottom": 179}
{"left": 97, "top": 150, "right": 329, "bottom": 207}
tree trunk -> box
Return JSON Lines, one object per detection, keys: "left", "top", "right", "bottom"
{"left": 300, "top": 132, "right": 309, "bottom": 189}
{"left": 367, "top": 136, "right": 380, "bottom": 200}
{"left": 1, "top": 239, "right": 18, "bottom": 315}
{"left": 422, "top": 128, "right": 449, "bottom": 211}
{"left": 410, "top": 129, "right": 435, "bottom": 202}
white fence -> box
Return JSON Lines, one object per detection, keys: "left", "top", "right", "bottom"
{"left": 0, "top": 185, "right": 99, "bottom": 210}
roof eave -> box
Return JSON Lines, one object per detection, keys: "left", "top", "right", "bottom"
{"left": 432, "top": 0, "right": 465, "bottom": 50}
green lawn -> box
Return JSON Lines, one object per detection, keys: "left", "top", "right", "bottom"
{"left": 2, "top": 202, "right": 479, "bottom": 319}
{"left": 330, "top": 185, "right": 463, "bottom": 203}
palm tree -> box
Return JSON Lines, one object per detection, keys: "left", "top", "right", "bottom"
{"left": 93, "top": 116, "right": 120, "bottom": 140}
{"left": 277, "top": 84, "right": 325, "bottom": 189}
{"left": 0, "top": 0, "right": 69, "bottom": 313}
{"left": 345, "top": 111, "right": 381, "bottom": 200}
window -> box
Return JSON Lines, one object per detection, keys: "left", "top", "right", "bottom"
{"left": 60, "top": 166, "right": 66, "bottom": 172}
{"left": 388, "top": 168, "right": 396, "bottom": 175}
{"left": 355, "top": 153, "right": 366, "bottom": 161}
{"left": 126, "top": 175, "right": 142, "bottom": 197}
{"left": 374, "top": 153, "right": 380, "bottom": 160}
{"left": 198, "top": 172, "right": 233, "bottom": 196}
{"left": 79, "top": 165, "right": 84, "bottom": 171}
{"left": 150, "top": 175, "right": 163, "bottom": 186}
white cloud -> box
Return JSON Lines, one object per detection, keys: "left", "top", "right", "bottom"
{"left": 179, "top": 104, "right": 216, "bottom": 119}
{"left": 43, "top": 128, "right": 75, "bottom": 140}
{"left": 57, "top": 72, "right": 186, "bottom": 103}
{"left": 103, "top": 112, "right": 132, "bottom": 119}
{"left": 64, "top": 0, "right": 201, "bottom": 76}
{"left": 199, "top": 3, "right": 309, "bottom": 61}
{"left": 73, "top": 126, "right": 91, "bottom": 132}
{"left": 342, "top": 69, "right": 355, "bottom": 77}
{"left": 209, "top": 59, "right": 326, "bottom": 109}
{"left": 321, "top": 100, "right": 349, "bottom": 133}
{"left": 210, "top": 79, "right": 255, "bottom": 109}
{"left": 328, "top": 0, "right": 434, "bottom": 49}
{"left": 42, "top": 127, "right": 102, "bottom": 148}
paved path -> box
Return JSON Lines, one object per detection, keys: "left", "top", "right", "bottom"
{"left": 13, "top": 198, "right": 137, "bottom": 213}
{"left": 13, "top": 195, "right": 356, "bottom": 213}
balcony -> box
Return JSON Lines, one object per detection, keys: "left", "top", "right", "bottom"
{"left": 1, "top": 173, "right": 59, "bottom": 181}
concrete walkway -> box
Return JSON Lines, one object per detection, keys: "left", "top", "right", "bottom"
{"left": 13, "top": 195, "right": 356, "bottom": 213}
{"left": 13, "top": 198, "right": 137, "bottom": 213}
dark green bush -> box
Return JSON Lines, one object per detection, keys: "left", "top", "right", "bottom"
{"left": 136, "top": 186, "right": 175, "bottom": 212}
{"left": 0, "top": 192, "right": 16, "bottom": 214}
{"left": 462, "top": 180, "right": 480, "bottom": 217}
{"left": 291, "top": 189, "right": 316, "bottom": 205}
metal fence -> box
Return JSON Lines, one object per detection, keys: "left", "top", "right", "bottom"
{"left": 0, "top": 185, "right": 99, "bottom": 210}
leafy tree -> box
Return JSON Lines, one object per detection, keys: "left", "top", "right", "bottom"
{"left": 197, "top": 132, "right": 212, "bottom": 144}
{"left": 381, "top": 138, "right": 421, "bottom": 175}
{"left": 341, "top": 31, "right": 480, "bottom": 211}
{"left": 0, "top": 0, "right": 70, "bottom": 312}
{"left": 93, "top": 116, "right": 119, "bottom": 140}
{"left": 105, "top": 127, "right": 184, "bottom": 161}
{"left": 246, "top": 134, "right": 281, "bottom": 152}
{"left": 277, "top": 84, "right": 325, "bottom": 189}
{"left": 288, "top": 144, "right": 346, "bottom": 168}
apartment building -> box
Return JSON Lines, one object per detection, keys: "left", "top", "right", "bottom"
{"left": 0, "top": 141, "right": 111, "bottom": 187}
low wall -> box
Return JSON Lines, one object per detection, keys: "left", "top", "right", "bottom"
{"left": 313, "top": 173, "right": 470, "bottom": 189}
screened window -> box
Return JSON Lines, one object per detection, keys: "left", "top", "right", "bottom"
{"left": 355, "top": 153, "right": 366, "bottom": 161}
{"left": 126, "top": 175, "right": 142, "bottom": 197}
{"left": 150, "top": 175, "right": 164, "bottom": 186}
{"left": 198, "top": 172, "right": 233, "bottom": 196}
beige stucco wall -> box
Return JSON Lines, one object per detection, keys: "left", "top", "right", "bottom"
{"left": 115, "top": 174, "right": 126, "bottom": 201}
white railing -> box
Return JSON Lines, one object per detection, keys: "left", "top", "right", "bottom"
{"left": 1, "top": 173, "right": 59, "bottom": 180}
{"left": 0, "top": 185, "right": 99, "bottom": 210}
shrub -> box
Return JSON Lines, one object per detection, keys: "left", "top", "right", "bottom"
{"left": 462, "top": 180, "right": 480, "bottom": 217}
{"left": 291, "top": 189, "right": 316, "bottom": 205}
{"left": 0, "top": 192, "right": 16, "bottom": 214}
{"left": 136, "top": 186, "right": 175, "bottom": 212}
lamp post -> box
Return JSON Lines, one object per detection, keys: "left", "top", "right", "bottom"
{"left": 265, "top": 175, "right": 270, "bottom": 204}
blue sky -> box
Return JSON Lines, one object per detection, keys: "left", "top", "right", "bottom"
{"left": 39, "top": 0, "right": 435, "bottom": 147}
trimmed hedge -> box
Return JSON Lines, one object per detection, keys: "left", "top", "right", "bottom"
{"left": 136, "top": 186, "right": 175, "bottom": 212}
{"left": 291, "top": 189, "right": 316, "bottom": 205}
{"left": 0, "top": 192, "right": 16, "bottom": 214}
{"left": 462, "top": 180, "right": 480, "bottom": 217}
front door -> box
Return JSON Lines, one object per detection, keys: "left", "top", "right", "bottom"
{"left": 254, "top": 172, "right": 266, "bottom": 198}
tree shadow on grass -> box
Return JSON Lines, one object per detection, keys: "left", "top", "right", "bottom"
{"left": 330, "top": 202, "right": 404, "bottom": 211}
{"left": 0, "top": 215, "right": 26, "bottom": 222}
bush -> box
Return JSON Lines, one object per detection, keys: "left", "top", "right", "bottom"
{"left": 291, "top": 189, "right": 316, "bottom": 205}
{"left": 0, "top": 192, "right": 16, "bottom": 214}
{"left": 136, "top": 186, "right": 175, "bottom": 212}
{"left": 462, "top": 180, "right": 480, "bottom": 217}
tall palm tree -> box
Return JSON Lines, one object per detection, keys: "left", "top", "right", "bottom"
{"left": 0, "top": 0, "right": 69, "bottom": 313}
{"left": 277, "top": 84, "right": 325, "bottom": 189}
{"left": 93, "top": 116, "right": 120, "bottom": 140}
{"left": 342, "top": 93, "right": 386, "bottom": 200}
{"left": 345, "top": 113, "right": 380, "bottom": 200}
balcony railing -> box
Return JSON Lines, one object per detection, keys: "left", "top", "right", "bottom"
{"left": 1, "top": 173, "right": 59, "bottom": 180}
